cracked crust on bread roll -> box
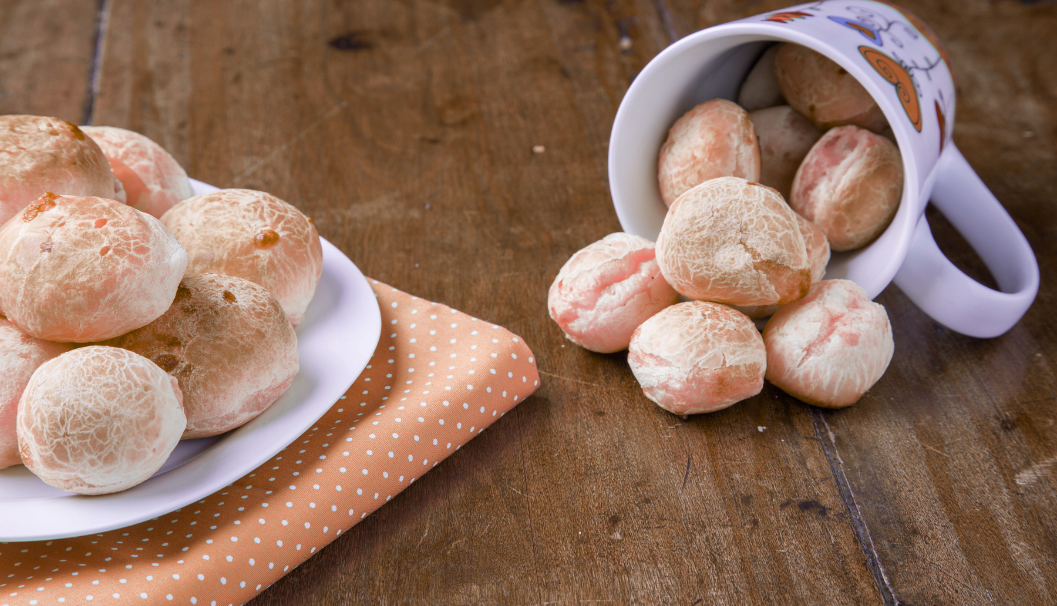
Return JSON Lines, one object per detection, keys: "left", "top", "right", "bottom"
{"left": 0, "top": 115, "right": 122, "bottom": 226}
{"left": 0, "top": 193, "right": 188, "bottom": 342}
{"left": 17, "top": 346, "right": 186, "bottom": 495}
{"left": 106, "top": 273, "right": 299, "bottom": 439}
{"left": 83, "top": 126, "right": 194, "bottom": 219}
{"left": 161, "top": 189, "right": 322, "bottom": 327}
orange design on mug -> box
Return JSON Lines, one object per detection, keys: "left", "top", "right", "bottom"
{"left": 870, "top": 0, "right": 953, "bottom": 74}
{"left": 764, "top": 11, "right": 813, "bottom": 23}
{"left": 935, "top": 99, "right": 946, "bottom": 151}
{"left": 859, "top": 46, "right": 922, "bottom": 132}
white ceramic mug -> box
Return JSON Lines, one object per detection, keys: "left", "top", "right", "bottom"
{"left": 608, "top": 0, "right": 1038, "bottom": 338}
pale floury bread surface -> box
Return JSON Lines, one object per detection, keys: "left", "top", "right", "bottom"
{"left": 0, "top": 319, "right": 74, "bottom": 469}
{"left": 161, "top": 189, "right": 323, "bottom": 327}
{"left": 733, "top": 211, "right": 830, "bottom": 319}
{"left": 0, "top": 194, "right": 188, "bottom": 342}
{"left": 775, "top": 44, "right": 888, "bottom": 132}
{"left": 17, "top": 346, "right": 186, "bottom": 495}
{"left": 82, "top": 126, "right": 194, "bottom": 218}
{"left": 790, "top": 125, "right": 903, "bottom": 251}
{"left": 548, "top": 233, "right": 679, "bottom": 353}
{"left": 657, "top": 99, "right": 761, "bottom": 207}
{"left": 628, "top": 301, "right": 766, "bottom": 415}
{"left": 750, "top": 105, "right": 823, "bottom": 200}
{"left": 794, "top": 212, "right": 831, "bottom": 285}
{"left": 656, "top": 177, "right": 811, "bottom": 306}
{"left": 763, "top": 279, "right": 894, "bottom": 408}
{"left": 106, "top": 273, "right": 299, "bottom": 439}
{"left": 0, "top": 115, "right": 122, "bottom": 225}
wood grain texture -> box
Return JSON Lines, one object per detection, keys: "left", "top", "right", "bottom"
{"left": 67, "top": 0, "right": 1057, "bottom": 603}
{"left": 91, "top": 0, "right": 881, "bottom": 603}
{"left": 0, "top": 0, "right": 100, "bottom": 121}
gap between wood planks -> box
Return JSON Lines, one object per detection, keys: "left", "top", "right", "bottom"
{"left": 81, "top": 0, "right": 110, "bottom": 126}
{"left": 810, "top": 408, "right": 899, "bottom": 606}
{"left": 651, "top": 0, "right": 683, "bottom": 41}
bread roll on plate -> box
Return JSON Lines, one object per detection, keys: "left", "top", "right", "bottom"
{"left": 0, "top": 115, "right": 123, "bottom": 225}
{"left": 161, "top": 189, "right": 322, "bottom": 327}
{"left": 17, "top": 346, "right": 186, "bottom": 495}
{"left": 82, "top": 126, "right": 194, "bottom": 218}
{"left": 0, "top": 193, "right": 188, "bottom": 342}
{"left": 107, "top": 273, "right": 299, "bottom": 439}
{"left": 0, "top": 318, "right": 74, "bottom": 469}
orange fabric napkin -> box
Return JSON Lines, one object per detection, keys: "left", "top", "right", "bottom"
{"left": 0, "top": 280, "right": 539, "bottom": 606}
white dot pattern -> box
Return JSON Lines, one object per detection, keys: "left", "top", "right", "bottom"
{"left": 0, "top": 282, "right": 539, "bottom": 606}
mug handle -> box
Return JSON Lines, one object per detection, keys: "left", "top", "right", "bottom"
{"left": 891, "top": 144, "right": 1039, "bottom": 338}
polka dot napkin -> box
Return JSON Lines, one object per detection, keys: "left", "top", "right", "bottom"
{"left": 0, "top": 280, "right": 539, "bottom": 605}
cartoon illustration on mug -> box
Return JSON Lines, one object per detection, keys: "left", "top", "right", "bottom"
{"left": 764, "top": 11, "right": 815, "bottom": 23}
{"left": 826, "top": 16, "right": 883, "bottom": 43}
{"left": 859, "top": 46, "right": 922, "bottom": 132}
{"left": 827, "top": 7, "right": 918, "bottom": 48}
{"left": 870, "top": 0, "right": 953, "bottom": 71}
{"left": 933, "top": 87, "right": 954, "bottom": 153}
{"left": 859, "top": 42, "right": 944, "bottom": 134}
{"left": 935, "top": 99, "right": 946, "bottom": 151}
{"left": 758, "top": 1, "right": 954, "bottom": 153}
{"left": 763, "top": 0, "right": 827, "bottom": 23}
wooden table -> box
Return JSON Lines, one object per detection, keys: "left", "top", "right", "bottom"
{"left": 4, "top": 0, "right": 1054, "bottom": 603}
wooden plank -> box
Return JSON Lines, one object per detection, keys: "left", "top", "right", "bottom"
{"left": 89, "top": 0, "right": 194, "bottom": 164}
{"left": 660, "top": 0, "right": 1057, "bottom": 603}
{"left": 93, "top": 0, "right": 886, "bottom": 603}
{"left": 0, "top": 0, "right": 100, "bottom": 121}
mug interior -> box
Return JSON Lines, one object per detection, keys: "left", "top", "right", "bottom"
{"left": 609, "top": 29, "right": 920, "bottom": 300}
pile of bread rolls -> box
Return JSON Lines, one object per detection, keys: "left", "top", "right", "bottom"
{"left": 549, "top": 43, "right": 896, "bottom": 415}
{"left": 0, "top": 116, "right": 322, "bottom": 495}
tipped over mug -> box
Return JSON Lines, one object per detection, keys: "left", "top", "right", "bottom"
{"left": 608, "top": 0, "right": 1038, "bottom": 338}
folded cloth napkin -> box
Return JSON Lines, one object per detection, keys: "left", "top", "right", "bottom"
{"left": 0, "top": 280, "right": 539, "bottom": 605}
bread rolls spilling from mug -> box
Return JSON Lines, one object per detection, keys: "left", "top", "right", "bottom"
{"left": 549, "top": 42, "right": 897, "bottom": 416}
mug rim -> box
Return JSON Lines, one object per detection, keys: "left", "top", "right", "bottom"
{"left": 608, "top": 16, "right": 934, "bottom": 300}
